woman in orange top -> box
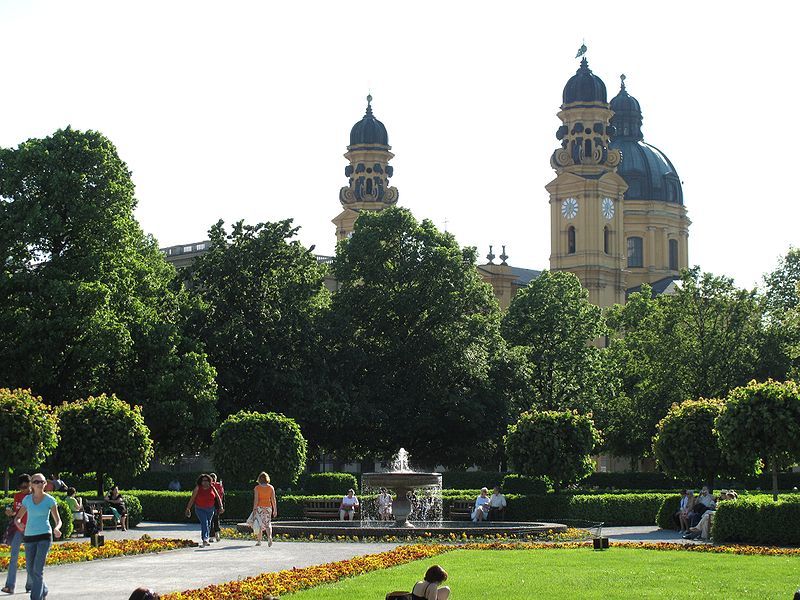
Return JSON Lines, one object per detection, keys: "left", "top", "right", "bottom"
{"left": 248, "top": 472, "right": 277, "bottom": 546}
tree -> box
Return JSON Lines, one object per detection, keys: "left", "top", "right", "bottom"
{"left": 603, "top": 269, "right": 767, "bottom": 465}
{"left": 184, "top": 220, "right": 329, "bottom": 426}
{"left": 211, "top": 411, "right": 307, "bottom": 487}
{"left": 716, "top": 379, "right": 800, "bottom": 501}
{"left": 501, "top": 270, "right": 605, "bottom": 412}
{"left": 55, "top": 394, "right": 154, "bottom": 497}
{"left": 505, "top": 410, "right": 599, "bottom": 492}
{"left": 324, "top": 207, "right": 505, "bottom": 467}
{"left": 759, "top": 248, "right": 800, "bottom": 381}
{"left": 0, "top": 128, "right": 217, "bottom": 458}
{"left": 763, "top": 247, "right": 800, "bottom": 313}
{"left": 652, "top": 398, "right": 750, "bottom": 488}
{"left": 0, "top": 389, "right": 59, "bottom": 494}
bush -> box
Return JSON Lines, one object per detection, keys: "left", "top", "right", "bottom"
{"left": 0, "top": 388, "right": 59, "bottom": 475}
{"left": 212, "top": 411, "right": 307, "bottom": 488}
{"left": 441, "top": 471, "right": 506, "bottom": 490}
{"left": 0, "top": 497, "right": 72, "bottom": 538}
{"left": 300, "top": 473, "right": 358, "bottom": 495}
{"left": 505, "top": 410, "right": 599, "bottom": 491}
{"left": 712, "top": 496, "right": 800, "bottom": 545}
{"left": 502, "top": 474, "right": 549, "bottom": 495}
{"left": 655, "top": 494, "right": 683, "bottom": 529}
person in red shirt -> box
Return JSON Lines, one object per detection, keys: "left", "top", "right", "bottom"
{"left": 209, "top": 473, "right": 225, "bottom": 543}
{"left": 184, "top": 474, "right": 224, "bottom": 546}
{"left": 2, "top": 473, "right": 32, "bottom": 594}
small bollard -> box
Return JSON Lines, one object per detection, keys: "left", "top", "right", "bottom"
{"left": 91, "top": 533, "right": 105, "bottom": 547}
{"left": 592, "top": 537, "right": 609, "bottom": 550}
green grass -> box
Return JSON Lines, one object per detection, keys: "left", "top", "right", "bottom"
{"left": 286, "top": 548, "right": 800, "bottom": 599}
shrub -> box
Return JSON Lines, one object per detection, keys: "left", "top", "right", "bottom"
{"left": 505, "top": 410, "right": 599, "bottom": 491}
{"left": 300, "top": 472, "right": 358, "bottom": 495}
{"left": 441, "top": 471, "right": 506, "bottom": 490}
{"left": 124, "top": 494, "right": 143, "bottom": 527}
{"left": 56, "top": 497, "right": 74, "bottom": 538}
{"left": 712, "top": 495, "right": 800, "bottom": 545}
{"left": 0, "top": 388, "right": 59, "bottom": 481}
{"left": 502, "top": 474, "right": 549, "bottom": 495}
{"left": 655, "top": 494, "right": 683, "bottom": 529}
{"left": 55, "top": 394, "right": 154, "bottom": 497}
{"left": 212, "top": 411, "right": 307, "bottom": 488}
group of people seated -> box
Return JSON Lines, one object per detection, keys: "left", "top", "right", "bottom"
{"left": 66, "top": 484, "right": 129, "bottom": 532}
{"left": 471, "top": 486, "right": 507, "bottom": 523}
{"left": 674, "top": 486, "right": 738, "bottom": 541}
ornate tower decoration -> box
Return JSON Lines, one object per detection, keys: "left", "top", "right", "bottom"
{"left": 546, "top": 51, "right": 629, "bottom": 308}
{"left": 609, "top": 76, "right": 690, "bottom": 291}
{"left": 333, "top": 95, "right": 399, "bottom": 243}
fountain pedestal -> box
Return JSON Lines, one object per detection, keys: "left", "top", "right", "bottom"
{"left": 361, "top": 471, "right": 442, "bottom": 528}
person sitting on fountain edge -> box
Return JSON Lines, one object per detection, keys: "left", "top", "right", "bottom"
{"left": 472, "top": 487, "right": 491, "bottom": 523}
{"left": 340, "top": 489, "right": 359, "bottom": 521}
{"left": 377, "top": 488, "right": 393, "bottom": 521}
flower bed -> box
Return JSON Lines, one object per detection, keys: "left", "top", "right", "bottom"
{"left": 0, "top": 537, "right": 196, "bottom": 570}
{"left": 163, "top": 540, "right": 800, "bottom": 599}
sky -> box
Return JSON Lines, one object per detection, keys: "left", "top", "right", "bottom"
{"left": 0, "top": 1, "right": 797, "bottom": 289}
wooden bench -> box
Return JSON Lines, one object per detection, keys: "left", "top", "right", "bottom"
{"left": 448, "top": 499, "right": 474, "bottom": 520}
{"left": 85, "top": 500, "right": 118, "bottom": 532}
{"left": 302, "top": 499, "right": 360, "bottom": 520}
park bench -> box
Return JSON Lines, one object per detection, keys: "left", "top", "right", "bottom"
{"left": 85, "top": 500, "right": 118, "bottom": 531}
{"left": 302, "top": 499, "right": 360, "bottom": 520}
{"left": 448, "top": 499, "right": 474, "bottom": 520}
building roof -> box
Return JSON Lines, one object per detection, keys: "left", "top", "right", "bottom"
{"left": 511, "top": 266, "right": 542, "bottom": 286}
{"left": 562, "top": 58, "right": 607, "bottom": 105}
{"left": 625, "top": 276, "right": 680, "bottom": 298}
{"left": 349, "top": 94, "right": 389, "bottom": 146}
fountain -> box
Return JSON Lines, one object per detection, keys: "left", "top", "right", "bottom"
{"left": 240, "top": 448, "right": 568, "bottom": 538}
{"left": 360, "top": 448, "right": 442, "bottom": 528}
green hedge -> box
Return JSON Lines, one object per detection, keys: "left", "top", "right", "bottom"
{"left": 502, "top": 474, "right": 549, "bottom": 495}
{"left": 300, "top": 473, "right": 359, "bottom": 495}
{"left": 584, "top": 471, "right": 800, "bottom": 491}
{"left": 655, "top": 494, "right": 682, "bottom": 529}
{"left": 441, "top": 471, "right": 506, "bottom": 490}
{"left": 712, "top": 496, "right": 800, "bottom": 545}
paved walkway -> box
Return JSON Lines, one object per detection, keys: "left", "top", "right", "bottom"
{"left": 8, "top": 523, "right": 691, "bottom": 599}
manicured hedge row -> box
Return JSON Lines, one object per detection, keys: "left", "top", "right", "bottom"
{"left": 584, "top": 470, "right": 800, "bottom": 491}
{"left": 713, "top": 496, "right": 800, "bottom": 546}
{"left": 299, "top": 473, "right": 359, "bottom": 495}
{"left": 502, "top": 475, "right": 549, "bottom": 495}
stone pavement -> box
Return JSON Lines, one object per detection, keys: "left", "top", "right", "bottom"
{"left": 9, "top": 522, "right": 691, "bottom": 599}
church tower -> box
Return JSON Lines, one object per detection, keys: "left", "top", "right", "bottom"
{"left": 609, "top": 76, "right": 690, "bottom": 290}
{"left": 546, "top": 58, "right": 628, "bottom": 307}
{"left": 333, "top": 95, "right": 399, "bottom": 243}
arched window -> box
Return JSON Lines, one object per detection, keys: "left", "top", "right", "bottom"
{"left": 604, "top": 226, "right": 611, "bottom": 254}
{"left": 669, "top": 239, "right": 679, "bottom": 270}
{"left": 567, "top": 226, "right": 576, "bottom": 254}
{"left": 627, "top": 236, "right": 643, "bottom": 268}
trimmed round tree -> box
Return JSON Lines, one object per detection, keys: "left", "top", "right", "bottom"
{"left": 212, "top": 411, "right": 307, "bottom": 488}
{"left": 652, "top": 398, "right": 747, "bottom": 489}
{"left": 0, "top": 388, "right": 59, "bottom": 494}
{"left": 56, "top": 394, "right": 154, "bottom": 497}
{"left": 716, "top": 379, "right": 800, "bottom": 501}
{"left": 504, "top": 409, "right": 599, "bottom": 492}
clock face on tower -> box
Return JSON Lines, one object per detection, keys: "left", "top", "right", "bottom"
{"left": 602, "top": 197, "right": 615, "bottom": 220}
{"left": 561, "top": 197, "right": 578, "bottom": 220}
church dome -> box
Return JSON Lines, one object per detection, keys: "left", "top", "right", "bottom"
{"left": 349, "top": 95, "right": 389, "bottom": 146}
{"left": 610, "top": 77, "right": 683, "bottom": 204}
{"left": 562, "top": 58, "right": 607, "bottom": 105}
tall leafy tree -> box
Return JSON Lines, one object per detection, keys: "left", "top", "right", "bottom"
{"left": 325, "top": 207, "right": 504, "bottom": 467}
{"left": 0, "top": 128, "right": 217, "bottom": 458}
{"left": 763, "top": 247, "right": 800, "bottom": 313}
{"left": 501, "top": 270, "right": 605, "bottom": 412}
{"left": 602, "top": 268, "right": 767, "bottom": 464}
{"left": 184, "top": 219, "right": 330, "bottom": 426}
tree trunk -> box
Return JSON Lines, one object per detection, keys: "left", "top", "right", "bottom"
{"left": 97, "top": 472, "right": 105, "bottom": 499}
{"left": 706, "top": 473, "right": 715, "bottom": 494}
{"left": 771, "top": 460, "right": 778, "bottom": 502}
{"left": 4, "top": 467, "right": 9, "bottom": 497}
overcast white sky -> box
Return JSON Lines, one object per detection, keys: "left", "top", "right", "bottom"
{"left": 1, "top": 1, "right": 797, "bottom": 288}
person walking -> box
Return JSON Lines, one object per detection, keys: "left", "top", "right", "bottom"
{"left": 185, "top": 474, "right": 222, "bottom": 547}
{"left": 13, "top": 472, "right": 62, "bottom": 600}
{"left": 209, "top": 473, "right": 225, "bottom": 542}
{"left": 2, "top": 473, "right": 32, "bottom": 595}
{"left": 247, "top": 472, "right": 277, "bottom": 547}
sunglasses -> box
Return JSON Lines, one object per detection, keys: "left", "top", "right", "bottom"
{"left": 31, "top": 480, "right": 46, "bottom": 485}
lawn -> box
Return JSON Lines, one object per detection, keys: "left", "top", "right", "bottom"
{"left": 285, "top": 547, "right": 800, "bottom": 599}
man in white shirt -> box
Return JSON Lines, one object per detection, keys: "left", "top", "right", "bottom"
{"left": 488, "top": 486, "right": 507, "bottom": 521}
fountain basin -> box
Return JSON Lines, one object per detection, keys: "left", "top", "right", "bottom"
{"left": 361, "top": 471, "right": 442, "bottom": 527}
{"left": 237, "top": 520, "right": 568, "bottom": 538}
